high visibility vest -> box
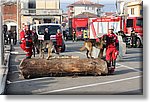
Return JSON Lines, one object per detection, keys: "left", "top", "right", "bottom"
{"left": 83, "top": 30, "right": 88, "bottom": 38}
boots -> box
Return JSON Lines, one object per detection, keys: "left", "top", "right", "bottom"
{"left": 111, "top": 60, "right": 116, "bottom": 74}
{"left": 106, "top": 60, "right": 112, "bottom": 74}
{"left": 107, "top": 60, "right": 116, "bottom": 75}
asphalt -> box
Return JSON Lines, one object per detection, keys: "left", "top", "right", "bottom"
{"left": 5, "top": 41, "right": 143, "bottom": 95}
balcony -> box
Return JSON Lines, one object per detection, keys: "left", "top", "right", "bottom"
{"left": 20, "top": 9, "right": 63, "bottom": 16}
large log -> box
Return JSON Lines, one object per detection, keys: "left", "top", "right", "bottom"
{"left": 19, "top": 56, "right": 108, "bottom": 79}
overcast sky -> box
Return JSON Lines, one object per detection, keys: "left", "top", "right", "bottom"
{"left": 60, "top": 0, "right": 117, "bottom": 12}
{"left": 1, "top": 0, "right": 124, "bottom": 12}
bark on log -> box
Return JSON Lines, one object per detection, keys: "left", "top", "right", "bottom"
{"left": 19, "top": 57, "right": 108, "bottom": 79}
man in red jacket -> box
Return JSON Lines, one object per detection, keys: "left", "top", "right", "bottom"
{"left": 20, "top": 22, "right": 33, "bottom": 59}
{"left": 103, "top": 28, "right": 119, "bottom": 74}
{"left": 56, "top": 29, "right": 63, "bottom": 55}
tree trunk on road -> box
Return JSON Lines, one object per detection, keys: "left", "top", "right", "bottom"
{"left": 19, "top": 56, "right": 108, "bottom": 79}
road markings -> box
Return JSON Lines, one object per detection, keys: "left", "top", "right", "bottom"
{"left": 116, "top": 63, "right": 142, "bottom": 73}
{"left": 8, "top": 77, "right": 57, "bottom": 84}
{"left": 10, "top": 51, "right": 19, "bottom": 54}
{"left": 75, "top": 52, "right": 142, "bottom": 73}
{"left": 39, "top": 76, "right": 141, "bottom": 94}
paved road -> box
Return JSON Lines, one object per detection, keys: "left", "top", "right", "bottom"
{"left": 5, "top": 41, "right": 143, "bottom": 95}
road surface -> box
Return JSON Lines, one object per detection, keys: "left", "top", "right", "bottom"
{"left": 5, "top": 41, "right": 143, "bottom": 95}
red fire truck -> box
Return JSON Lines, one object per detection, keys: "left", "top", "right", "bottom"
{"left": 69, "top": 18, "right": 88, "bottom": 40}
{"left": 89, "top": 16, "right": 143, "bottom": 47}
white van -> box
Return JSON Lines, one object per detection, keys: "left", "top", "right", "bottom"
{"left": 31, "top": 23, "right": 66, "bottom": 52}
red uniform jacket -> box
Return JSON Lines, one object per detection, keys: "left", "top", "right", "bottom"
{"left": 56, "top": 33, "right": 63, "bottom": 46}
{"left": 104, "top": 33, "right": 119, "bottom": 49}
{"left": 20, "top": 30, "right": 32, "bottom": 51}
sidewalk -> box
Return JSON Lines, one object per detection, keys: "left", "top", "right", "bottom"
{"left": 0, "top": 45, "right": 11, "bottom": 94}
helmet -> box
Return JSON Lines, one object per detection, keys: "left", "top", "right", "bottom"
{"left": 24, "top": 22, "right": 30, "bottom": 26}
{"left": 108, "top": 26, "right": 114, "bottom": 31}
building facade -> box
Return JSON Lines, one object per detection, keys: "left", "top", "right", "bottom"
{"left": 126, "top": 0, "right": 143, "bottom": 17}
{"left": 20, "top": 0, "right": 62, "bottom": 28}
{"left": 2, "top": 1, "right": 18, "bottom": 32}
{"left": 67, "top": 0, "right": 104, "bottom": 18}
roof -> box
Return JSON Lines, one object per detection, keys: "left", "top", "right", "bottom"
{"left": 67, "top": 0, "right": 104, "bottom": 7}
{"left": 127, "top": 0, "right": 143, "bottom": 7}
{"left": 104, "top": 12, "right": 116, "bottom": 17}
{"left": 74, "top": 12, "right": 98, "bottom": 18}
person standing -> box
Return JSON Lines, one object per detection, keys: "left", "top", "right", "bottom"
{"left": 72, "top": 29, "right": 76, "bottom": 42}
{"left": 44, "top": 28, "right": 50, "bottom": 40}
{"left": 13, "top": 30, "right": 17, "bottom": 45}
{"left": 20, "top": 22, "right": 33, "bottom": 59}
{"left": 56, "top": 29, "right": 63, "bottom": 55}
{"left": 83, "top": 28, "right": 88, "bottom": 41}
{"left": 131, "top": 28, "right": 137, "bottom": 48}
{"left": 7, "top": 30, "right": 12, "bottom": 45}
{"left": 104, "top": 28, "right": 119, "bottom": 74}
{"left": 32, "top": 29, "right": 39, "bottom": 55}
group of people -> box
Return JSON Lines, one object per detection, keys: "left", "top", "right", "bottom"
{"left": 4, "top": 30, "right": 17, "bottom": 45}
{"left": 19, "top": 23, "right": 119, "bottom": 74}
{"left": 19, "top": 22, "right": 137, "bottom": 75}
{"left": 19, "top": 23, "right": 63, "bottom": 59}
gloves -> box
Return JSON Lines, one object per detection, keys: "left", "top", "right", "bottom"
{"left": 19, "top": 41, "right": 22, "bottom": 44}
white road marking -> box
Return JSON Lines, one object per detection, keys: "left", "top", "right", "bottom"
{"left": 75, "top": 52, "right": 142, "bottom": 73}
{"left": 8, "top": 77, "right": 57, "bottom": 84}
{"left": 11, "top": 51, "right": 19, "bottom": 54}
{"left": 39, "top": 76, "right": 141, "bottom": 94}
{"left": 116, "top": 63, "right": 142, "bottom": 73}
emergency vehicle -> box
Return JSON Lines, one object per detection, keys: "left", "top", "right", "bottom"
{"left": 89, "top": 16, "right": 143, "bottom": 48}
{"left": 89, "top": 17, "right": 143, "bottom": 47}
{"left": 69, "top": 18, "right": 88, "bottom": 40}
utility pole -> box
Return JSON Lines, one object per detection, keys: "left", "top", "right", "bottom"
{"left": 0, "top": 1, "right": 4, "bottom": 65}
{"left": 17, "top": 0, "right": 19, "bottom": 41}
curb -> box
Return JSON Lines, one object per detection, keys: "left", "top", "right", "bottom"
{"left": 0, "top": 45, "right": 11, "bottom": 94}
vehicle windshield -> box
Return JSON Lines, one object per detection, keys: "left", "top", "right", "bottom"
{"left": 37, "top": 25, "right": 61, "bottom": 35}
{"left": 136, "top": 18, "right": 143, "bottom": 27}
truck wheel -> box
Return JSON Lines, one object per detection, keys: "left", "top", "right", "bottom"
{"left": 136, "top": 38, "right": 141, "bottom": 48}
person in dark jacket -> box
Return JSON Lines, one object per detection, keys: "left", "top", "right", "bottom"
{"left": 7, "top": 30, "right": 12, "bottom": 45}
{"left": 56, "top": 29, "right": 63, "bottom": 55}
{"left": 44, "top": 28, "right": 50, "bottom": 40}
{"left": 131, "top": 28, "right": 137, "bottom": 48}
{"left": 13, "top": 30, "right": 17, "bottom": 45}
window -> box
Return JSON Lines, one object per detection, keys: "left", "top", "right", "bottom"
{"left": 28, "top": 0, "right": 36, "bottom": 13}
{"left": 38, "top": 25, "right": 61, "bottom": 35}
{"left": 136, "top": 18, "right": 143, "bottom": 27}
{"left": 140, "top": 10, "right": 143, "bottom": 16}
{"left": 126, "top": 19, "right": 133, "bottom": 27}
{"left": 87, "top": 6, "right": 89, "bottom": 10}
{"left": 92, "top": 7, "right": 95, "bottom": 10}
{"left": 131, "top": 8, "right": 134, "bottom": 15}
